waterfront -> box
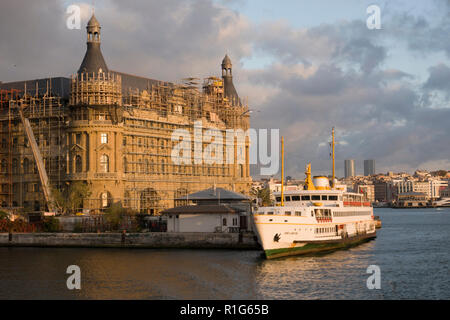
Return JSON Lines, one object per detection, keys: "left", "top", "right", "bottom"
{"left": 0, "top": 208, "right": 449, "bottom": 299}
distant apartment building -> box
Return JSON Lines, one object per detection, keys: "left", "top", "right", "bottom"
{"left": 374, "top": 182, "right": 389, "bottom": 202}
{"left": 413, "top": 181, "right": 431, "bottom": 198}
{"left": 344, "top": 160, "right": 355, "bottom": 178}
{"left": 430, "top": 180, "right": 449, "bottom": 199}
{"left": 441, "top": 186, "right": 450, "bottom": 197}
{"left": 394, "top": 180, "right": 447, "bottom": 200}
{"left": 364, "top": 159, "right": 375, "bottom": 176}
{"left": 396, "top": 180, "right": 414, "bottom": 194}
{"left": 355, "top": 184, "right": 375, "bottom": 203}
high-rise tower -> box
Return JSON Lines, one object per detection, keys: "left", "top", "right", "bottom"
{"left": 344, "top": 159, "right": 355, "bottom": 178}
{"left": 364, "top": 159, "right": 375, "bottom": 176}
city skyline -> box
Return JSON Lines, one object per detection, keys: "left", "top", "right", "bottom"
{"left": 1, "top": 0, "right": 449, "bottom": 178}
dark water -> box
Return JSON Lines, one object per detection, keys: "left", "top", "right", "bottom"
{"left": 0, "top": 208, "right": 449, "bottom": 299}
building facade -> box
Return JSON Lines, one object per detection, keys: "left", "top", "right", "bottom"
{"left": 0, "top": 14, "right": 252, "bottom": 215}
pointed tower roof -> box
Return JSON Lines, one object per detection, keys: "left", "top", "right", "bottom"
{"left": 222, "top": 54, "right": 232, "bottom": 68}
{"left": 77, "top": 14, "right": 108, "bottom": 74}
{"left": 87, "top": 14, "right": 100, "bottom": 27}
{"left": 221, "top": 54, "right": 240, "bottom": 105}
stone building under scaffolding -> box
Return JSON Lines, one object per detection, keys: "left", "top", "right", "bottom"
{"left": 0, "top": 14, "right": 251, "bottom": 215}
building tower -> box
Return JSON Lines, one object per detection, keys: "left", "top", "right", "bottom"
{"left": 78, "top": 14, "right": 108, "bottom": 74}
{"left": 344, "top": 159, "right": 355, "bottom": 178}
{"left": 364, "top": 159, "right": 375, "bottom": 176}
{"left": 221, "top": 55, "right": 240, "bottom": 105}
{"left": 69, "top": 13, "right": 123, "bottom": 212}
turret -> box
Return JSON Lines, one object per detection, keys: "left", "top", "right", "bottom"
{"left": 78, "top": 14, "right": 109, "bottom": 74}
{"left": 221, "top": 54, "right": 240, "bottom": 105}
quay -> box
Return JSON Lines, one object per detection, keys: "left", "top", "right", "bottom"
{"left": 0, "top": 232, "right": 260, "bottom": 250}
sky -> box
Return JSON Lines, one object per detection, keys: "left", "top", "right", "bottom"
{"left": 1, "top": 0, "right": 449, "bottom": 178}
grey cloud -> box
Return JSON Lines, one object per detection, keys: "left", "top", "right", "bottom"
{"left": 424, "top": 63, "right": 450, "bottom": 92}
{"left": 1, "top": 0, "right": 448, "bottom": 177}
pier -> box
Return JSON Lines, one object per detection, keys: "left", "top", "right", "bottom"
{"left": 0, "top": 232, "right": 260, "bottom": 249}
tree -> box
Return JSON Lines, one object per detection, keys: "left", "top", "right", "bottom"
{"left": 251, "top": 186, "right": 272, "bottom": 207}
{"left": 0, "top": 210, "right": 9, "bottom": 221}
{"left": 104, "top": 202, "right": 126, "bottom": 231}
{"left": 51, "top": 182, "right": 92, "bottom": 215}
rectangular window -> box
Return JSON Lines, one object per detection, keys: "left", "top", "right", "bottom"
{"left": 312, "top": 195, "right": 321, "bottom": 200}
{"left": 75, "top": 134, "right": 81, "bottom": 145}
{"left": 292, "top": 196, "right": 300, "bottom": 201}
{"left": 321, "top": 195, "right": 328, "bottom": 200}
{"left": 285, "top": 211, "right": 291, "bottom": 216}
{"left": 101, "top": 133, "right": 108, "bottom": 144}
{"left": 301, "top": 195, "right": 310, "bottom": 200}
{"left": 285, "top": 196, "right": 291, "bottom": 202}
{"left": 276, "top": 197, "right": 282, "bottom": 202}
{"left": 329, "top": 195, "right": 338, "bottom": 201}
{"left": 295, "top": 211, "right": 302, "bottom": 216}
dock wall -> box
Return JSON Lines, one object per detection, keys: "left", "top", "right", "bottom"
{"left": 0, "top": 232, "right": 260, "bottom": 249}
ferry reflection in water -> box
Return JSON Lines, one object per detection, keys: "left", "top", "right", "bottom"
{"left": 0, "top": 208, "right": 449, "bottom": 300}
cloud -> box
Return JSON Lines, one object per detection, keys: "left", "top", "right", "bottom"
{"left": 0, "top": 0, "right": 448, "bottom": 178}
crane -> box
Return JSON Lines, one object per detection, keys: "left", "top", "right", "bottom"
{"left": 16, "top": 101, "right": 57, "bottom": 214}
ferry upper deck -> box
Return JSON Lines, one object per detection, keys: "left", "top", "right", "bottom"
{"left": 273, "top": 189, "right": 372, "bottom": 208}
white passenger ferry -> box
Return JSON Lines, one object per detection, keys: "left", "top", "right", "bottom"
{"left": 253, "top": 130, "right": 377, "bottom": 259}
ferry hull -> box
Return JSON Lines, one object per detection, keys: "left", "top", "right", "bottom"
{"left": 264, "top": 232, "right": 376, "bottom": 259}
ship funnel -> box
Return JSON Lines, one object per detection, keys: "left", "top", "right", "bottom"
{"left": 313, "top": 176, "right": 330, "bottom": 190}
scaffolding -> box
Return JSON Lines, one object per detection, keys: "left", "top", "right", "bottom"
{"left": 0, "top": 71, "right": 251, "bottom": 215}
{"left": 0, "top": 82, "right": 66, "bottom": 213}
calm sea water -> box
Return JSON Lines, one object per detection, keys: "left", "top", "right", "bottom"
{"left": 0, "top": 208, "right": 449, "bottom": 300}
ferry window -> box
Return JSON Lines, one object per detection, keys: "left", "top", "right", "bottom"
{"left": 295, "top": 211, "right": 302, "bottom": 216}
{"left": 285, "top": 211, "right": 291, "bottom": 216}
{"left": 311, "top": 211, "right": 314, "bottom": 217}
{"left": 292, "top": 196, "right": 300, "bottom": 201}
{"left": 267, "top": 212, "right": 274, "bottom": 215}
{"left": 312, "top": 195, "right": 320, "bottom": 200}
{"left": 321, "top": 195, "right": 328, "bottom": 200}
{"left": 285, "top": 196, "right": 291, "bottom": 202}
{"left": 329, "top": 195, "right": 338, "bottom": 201}
{"left": 276, "top": 197, "right": 282, "bottom": 202}
{"left": 302, "top": 195, "right": 310, "bottom": 200}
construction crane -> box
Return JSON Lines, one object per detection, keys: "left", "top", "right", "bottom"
{"left": 16, "top": 100, "right": 57, "bottom": 214}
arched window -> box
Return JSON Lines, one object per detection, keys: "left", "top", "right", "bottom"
{"left": 100, "top": 192, "right": 109, "bottom": 208}
{"left": 23, "top": 158, "right": 29, "bottom": 174}
{"left": 123, "top": 157, "right": 127, "bottom": 173}
{"left": 100, "top": 154, "right": 109, "bottom": 173}
{"left": 12, "top": 158, "right": 18, "bottom": 174}
{"left": 1, "top": 159, "right": 7, "bottom": 173}
{"left": 124, "top": 191, "right": 130, "bottom": 208}
{"left": 138, "top": 159, "right": 143, "bottom": 173}
{"left": 75, "top": 155, "right": 82, "bottom": 173}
